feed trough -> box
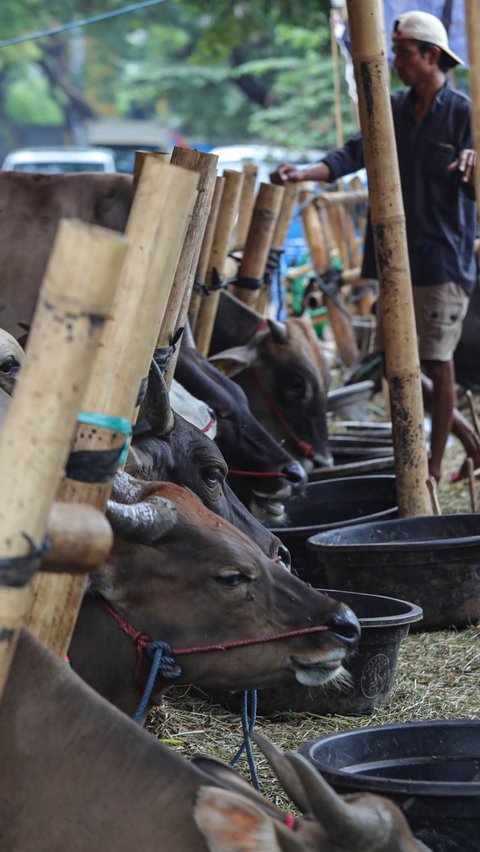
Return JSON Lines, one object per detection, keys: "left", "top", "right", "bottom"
{"left": 308, "top": 514, "right": 480, "bottom": 629}
{"left": 309, "top": 455, "right": 396, "bottom": 481}
{"left": 204, "top": 589, "right": 422, "bottom": 717}
{"left": 266, "top": 476, "right": 398, "bottom": 583}
{"left": 328, "top": 434, "right": 393, "bottom": 466}
{"left": 300, "top": 719, "right": 480, "bottom": 852}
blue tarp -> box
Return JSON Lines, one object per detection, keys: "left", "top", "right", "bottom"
{"left": 383, "top": 1, "right": 468, "bottom": 66}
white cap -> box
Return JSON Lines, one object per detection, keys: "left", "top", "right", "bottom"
{"left": 393, "top": 11, "right": 463, "bottom": 66}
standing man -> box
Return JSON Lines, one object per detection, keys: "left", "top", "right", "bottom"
{"left": 271, "top": 11, "right": 477, "bottom": 483}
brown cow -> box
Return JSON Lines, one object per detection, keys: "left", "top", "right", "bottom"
{"left": 0, "top": 171, "right": 133, "bottom": 335}
{"left": 209, "top": 291, "right": 333, "bottom": 470}
{"left": 69, "top": 472, "right": 360, "bottom": 718}
{"left": 0, "top": 628, "right": 429, "bottom": 851}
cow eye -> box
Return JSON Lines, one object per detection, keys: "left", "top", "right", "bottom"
{"left": 0, "top": 356, "right": 19, "bottom": 376}
{"left": 203, "top": 466, "right": 225, "bottom": 487}
{"left": 216, "top": 572, "right": 250, "bottom": 588}
{"left": 287, "top": 373, "right": 307, "bottom": 396}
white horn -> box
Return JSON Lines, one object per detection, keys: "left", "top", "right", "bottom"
{"left": 106, "top": 495, "right": 177, "bottom": 543}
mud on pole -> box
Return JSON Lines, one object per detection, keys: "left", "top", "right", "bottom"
{"left": 230, "top": 183, "right": 284, "bottom": 309}
{"left": 24, "top": 158, "right": 199, "bottom": 656}
{"left": 0, "top": 220, "right": 127, "bottom": 698}
{"left": 346, "top": 0, "right": 430, "bottom": 516}
{"left": 189, "top": 176, "right": 225, "bottom": 333}
{"left": 156, "top": 148, "right": 218, "bottom": 388}
{"left": 195, "top": 169, "right": 245, "bottom": 357}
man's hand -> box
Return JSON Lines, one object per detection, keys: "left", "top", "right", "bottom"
{"left": 269, "top": 162, "right": 305, "bottom": 185}
{"left": 447, "top": 148, "right": 477, "bottom": 184}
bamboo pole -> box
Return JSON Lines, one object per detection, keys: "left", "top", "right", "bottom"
{"left": 346, "top": 0, "right": 430, "bottom": 516}
{"left": 195, "top": 169, "right": 245, "bottom": 356}
{"left": 330, "top": 3, "right": 345, "bottom": 148}
{"left": 230, "top": 182, "right": 284, "bottom": 309}
{"left": 156, "top": 148, "right": 218, "bottom": 389}
{"left": 300, "top": 181, "right": 359, "bottom": 365}
{"left": 256, "top": 181, "right": 299, "bottom": 316}
{"left": 232, "top": 163, "right": 258, "bottom": 249}
{"left": 0, "top": 219, "right": 127, "bottom": 698}
{"left": 189, "top": 176, "right": 225, "bottom": 333}
{"left": 24, "top": 157, "right": 199, "bottom": 656}
{"left": 466, "top": 0, "right": 480, "bottom": 206}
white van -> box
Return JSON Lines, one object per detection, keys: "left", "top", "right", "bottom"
{"left": 1, "top": 146, "right": 116, "bottom": 174}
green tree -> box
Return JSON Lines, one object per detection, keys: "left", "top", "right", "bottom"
{"left": 0, "top": 0, "right": 355, "bottom": 149}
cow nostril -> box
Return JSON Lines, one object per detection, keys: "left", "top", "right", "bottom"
{"left": 327, "top": 605, "right": 361, "bottom": 647}
{"left": 284, "top": 462, "right": 308, "bottom": 489}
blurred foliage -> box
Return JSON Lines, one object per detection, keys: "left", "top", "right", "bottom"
{"left": 0, "top": 1, "right": 359, "bottom": 149}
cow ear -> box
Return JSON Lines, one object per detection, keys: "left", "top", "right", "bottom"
{"left": 208, "top": 345, "right": 256, "bottom": 377}
{"left": 194, "top": 787, "right": 283, "bottom": 852}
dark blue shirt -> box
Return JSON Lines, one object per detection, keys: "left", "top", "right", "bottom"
{"left": 322, "top": 82, "right": 477, "bottom": 295}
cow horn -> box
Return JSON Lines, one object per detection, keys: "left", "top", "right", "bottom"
{"left": 139, "top": 359, "right": 175, "bottom": 436}
{"left": 267, "top": 319, "right": 288, "bottom": 344}
{"left": 110, "top": 470, "right": 145, "bottom": 505}
{"left": 106, "top": 495, "right": 177, "bottom": 542}
{"left": 251, "top": 732, "right": 311, "bottom": 814}
{"left": 285, "top": 752, "right": 395, "bottom": 847}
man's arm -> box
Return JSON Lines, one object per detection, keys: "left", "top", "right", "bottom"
{"left": 270, "top": 133, "right": 365, "bottom": 186}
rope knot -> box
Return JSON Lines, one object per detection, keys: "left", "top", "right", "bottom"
{"left": 147, "top": 641, "right": 182, "bottom": 680}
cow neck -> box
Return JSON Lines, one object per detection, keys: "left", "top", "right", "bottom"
{"left": 97, "top": 594, "right": 333, "bottom": 722}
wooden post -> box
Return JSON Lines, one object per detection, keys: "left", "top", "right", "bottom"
{"left": 232, "top": 163, "right": 258, "bottom": 249}
{"left": 346, "top": 0, "right": 430, "bottom": 516}
{"left": 300, "top": 181, "right": 359, "bottom": 365}
{"left": 0, "top": 219, "right": 127, "bottom": 698}
{"left": 24, "top": 157, "right": 199, "bottom": 656}
{"left": 43, "top": 503, "right": 113, "bottom": 572}
{"left": 156, "top": 148, "right": 219, "bottom": 389}
{"left": 466, "top": 0, "right": 480, "bottom": 206}
{"left": 189, "top": 175, "right": 225, "bottom": 333}
{"left": 230, "top": 183, "right": 284, "bottom": 309}
{"left": 257, "top": 181, "right": 299, "bottom": 317}
{"left": 195, "top": 169, "right": 245, "bottom": 356}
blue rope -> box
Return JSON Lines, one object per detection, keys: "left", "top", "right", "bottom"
{"left": 229, "top": 690, "right": 260, "bottom": 791}
{"left": 131, "top": 638, "right": 260, "bottom": 790}
{"left": 77, "top": 410, "right": 133, "bottom": 466}
{"left": 133, "top": 641, "right": 182, "bottom": 723}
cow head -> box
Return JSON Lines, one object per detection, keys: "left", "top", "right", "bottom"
{"left": 76, "top": 475, "right": 360, "bottom": 715}
{"left": 175, "top": 345, "right": 308, "bottom": 520}
{"left": 127, "top": 360, "right": 291, "bottom": 564}
{"left": 209, "top": 294, "right": 334, "bottom": 470}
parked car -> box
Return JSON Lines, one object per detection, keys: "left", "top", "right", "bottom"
{"left": 1, "top": 146, "right": 117, "bottom": 174}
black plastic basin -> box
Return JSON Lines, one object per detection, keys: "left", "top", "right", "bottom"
{"left": 265, "top": 476, "right": 397, "bottom": 583}
{"left": 300, "top": 720, "right": 480, "bottom": 852}
{"left": 308, "top": 514, "right": 480, "bottom": 629}
{"left": 205, "top": 589, "right": 422, "bottom": 717}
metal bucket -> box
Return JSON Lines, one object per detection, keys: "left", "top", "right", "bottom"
{"left": 266, "top": 476, "right": 397, "bottom": 583}
{"left": 300, "top": 719, "right": 480, "bottom": 852}
{"left": 308, "top": 514, "right": 480, "bottom": 629}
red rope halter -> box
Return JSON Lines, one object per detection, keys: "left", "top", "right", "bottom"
{"left": 100, "top": 596, "right": 332, "bottom": 691}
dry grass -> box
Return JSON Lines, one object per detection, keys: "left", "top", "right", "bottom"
{"left": 145, "top": 392, "right": 480, "bottom": 807}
